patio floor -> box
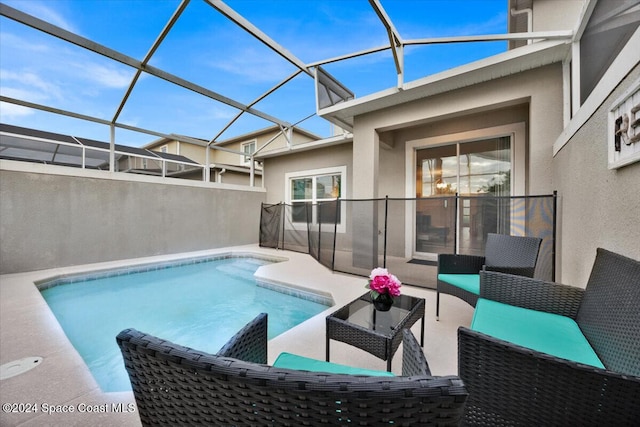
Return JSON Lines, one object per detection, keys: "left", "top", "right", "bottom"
{"left": 0, "top": 244, "right": 473, "bottom": 426}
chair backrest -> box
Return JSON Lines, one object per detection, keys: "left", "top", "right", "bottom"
{"left": 117, "top": 327, "right": 468, "bottom": 426}
{"left": 217, "top": 312, "right": 267, "bottom": 363}
{"left": 576, "top": 248, "right": 640, "bottom": 376}
{"left": 401, "top": 329, "right": 432, "bottom": 376}
{"left": 484, "top": 233, "right": 542, "bottom": 272}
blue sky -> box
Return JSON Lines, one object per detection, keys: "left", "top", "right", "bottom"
{"left": 0, "top": 0, "right": 508, "bottom": 146}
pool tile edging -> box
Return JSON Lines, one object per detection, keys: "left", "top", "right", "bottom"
{"left": 255, "top": 279, "right": 334, "bottom": 306}
{"left": 35, "top": 252, "right": 288, "bottom": 291}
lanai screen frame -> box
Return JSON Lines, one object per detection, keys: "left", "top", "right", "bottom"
{"left": 0, "top": 0, "right": 573, "bottom": 183}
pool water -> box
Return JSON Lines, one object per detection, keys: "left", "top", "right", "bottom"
{"left": 40, "top": 256, "right": 329, "bottom": 392}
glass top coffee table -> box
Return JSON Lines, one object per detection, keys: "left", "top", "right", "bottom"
{"left": 326, "top": 293, "right": 425, "bottom": 371}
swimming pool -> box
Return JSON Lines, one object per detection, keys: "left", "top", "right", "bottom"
{"left": 39, "top": 255, "right": 330, "bottom": 392}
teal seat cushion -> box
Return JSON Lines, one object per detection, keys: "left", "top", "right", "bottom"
{"left": 438, "top": 274, "right": 480, "bottom": 295}
{"left": 273, "top": 352, "right": 395, "bottom": 376}
{"left": 471, "top": 298, "right": 604, "bottom": 369}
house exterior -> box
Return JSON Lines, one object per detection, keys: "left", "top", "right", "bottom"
{"left": 257, "top": 0, "right": 640, "bottom": 286}
{"left": 0, "top": 0, "right": 637, "bottom": 286}
{"left": 144, "top": 126, "right": 321, "bottom": 186}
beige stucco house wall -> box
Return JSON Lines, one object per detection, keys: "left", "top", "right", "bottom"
{"left": 263, "top": 143, "right": 353, "bottom": 204}
{"left": 351, "top": 63, "right": 563, "bottom": 199}
{"left": 552, "top": 64, "right": 640, "bottom": 287}
{"left": 530, "top": 0, "right": 585, "bottom": 32}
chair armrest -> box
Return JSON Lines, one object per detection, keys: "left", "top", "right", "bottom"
{"left": 401, "top": 329, "right": 431, "bottom": 376}
{"left": 479, "top": 271, "right": 584, "bottom": 318}
{"left": 438, "top": 254, "right": 485, "bottom": 274}
{"left": 458, "top": 327, "right": 640, "bottom": 426}
{"left": 217, "top": 312, "right": 268, "bottom": 364}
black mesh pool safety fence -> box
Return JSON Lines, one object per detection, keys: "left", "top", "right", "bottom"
{"left": 260, "top": 193, "right": 556, "bottom": 288}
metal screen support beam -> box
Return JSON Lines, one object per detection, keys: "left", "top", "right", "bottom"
{"left": 205, "top": 146, "right": 211, "bottom": 182}
{"left": 205, "top": 0, "right": 312, "bottom": 77}
{"left": 109, "top": 124, "right": 115, "bottom": 173}
{"left": 0, "top": 3, "right": 290, "bottom": 129}
{"left": 405, "top": 30, "right": 572, "bottom": 45}
{"left": 250, "top": 155, "right": 255, "bottom": 187}
{"left": 113, "top": 0, "right": 190, "bottom": 124}
{"left": 282, "top": 125, "right": 292, "bottom": 149}
{"left": 208, "top": 70, "right": 301, "bottom": 146}
{"left": 1, "top": 95, "right": 245, "bottom": 160}
{"left": 0, "top": 96, "right": 112, "bottom": 126}
{"left": 369, "top": 0, "right": 404, "bottom": 86}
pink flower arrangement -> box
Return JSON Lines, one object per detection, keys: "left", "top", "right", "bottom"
{"left": 366, "top": 267, "right": 401, "bottom": 299}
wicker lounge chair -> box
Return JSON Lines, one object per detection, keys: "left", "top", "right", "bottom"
{"left": 458, "top": 248, "right": 640, "bottom": 426}
{"left": 117, "top": 313, "right": 468, "bottom": 426}
{"left": 436, "top": 232, "right": 542, "bottom": 319}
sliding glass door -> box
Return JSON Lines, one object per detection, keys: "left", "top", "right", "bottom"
{"left": 415, "top": 136, "right": 511, "bottom": 256}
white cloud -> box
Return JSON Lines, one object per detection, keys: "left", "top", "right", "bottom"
{"left": 75, "top": 62, "right": 133, "bottom": 89}
{"left": 207, "top": 105, "right": 236, "bottom": 120}
{"left": 6, "top": 1, "right": 80, "bottom": 34}
{"left": 0, "top": 31, "right": 50, "bottom": 53}
{"left": 0, "top": 69, "right": 64, "bottom": 102}
{"left": 207, "top": 47, "right": 295, "bottom": 84}
{"left": 3, "top": 70, "right": 62, "bottom": 97}
{"left": 0, "top": 101, "right": 35, "bottom": 119}
{"left": 456, "top": 12, "right": 508, "bottom": 36}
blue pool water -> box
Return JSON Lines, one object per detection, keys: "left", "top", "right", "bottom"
{"left": 40, "top": 256, "right": 329, "bottom": 392}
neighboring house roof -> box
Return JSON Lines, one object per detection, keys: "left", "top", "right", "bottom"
{"left": 143, "top": 134, "right": 207, "bottom": 150}
{"left": 0, "top": 123, "right": 200, "bottom": 167}
{"left": 319, "top": 39, "right": 570, "bottom": 130}
{"left": 143, "top": 125, "right": 322, "bottom": 150}
{"left": 212, "top": 125, "right": 322, "bottom": 147}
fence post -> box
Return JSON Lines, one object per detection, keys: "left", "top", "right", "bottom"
{"left": 332, "top": 199, "right": 339, "bottom": 271}
{"left": 383, "top": 196, "right": 389, "bottom": 268}
{"left": 281, "top": 203, "right": 285, "bottom": 250}
{"left": 454, "top": 193, "right": 459, "bottom": 255}
{"left": 552, "top": 190, "right": 557, "bottom": 281}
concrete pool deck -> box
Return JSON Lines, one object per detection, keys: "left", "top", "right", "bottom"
{"left": 0, "top": 245, "right": 473, "bottom": 426}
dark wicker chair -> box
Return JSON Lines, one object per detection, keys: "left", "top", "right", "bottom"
{"left": 117, "top": 313, "right": 468, "bottom": 426}
{"left": 458, "top": 248, "right": 640, "bottom": 426}
{"left": 436, "top": 233, "right": 542, "bottom": 319}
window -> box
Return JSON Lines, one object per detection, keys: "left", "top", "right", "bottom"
{"left": 159, "top": 145, "right": 168, "bottom": 153}
{"left": 578, "top": 0, "right": 638, "bottom": 104}
{"left": 285, "top": 166, "right": 347, "bottom": 232}
{"left": 241, "top": 141, "right": 256, "bottom": 165}
{"left": 416, "top": 137, "right": 511, "bottom": 197}
{"left": 556, "top": 0, "right": 638, "bottom": 153}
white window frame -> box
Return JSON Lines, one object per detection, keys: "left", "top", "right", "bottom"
{"left": 241, "top": 140, "right": 256, "bottom": 165}
{"left": 285, "top": 166, "right": 347, "bottom": 233}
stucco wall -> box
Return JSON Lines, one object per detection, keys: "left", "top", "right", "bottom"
{"left": 552, "top": 65, "right": 640, "bottom": 287}
{"left": 352, "top": 64, "right": 564, "bottom": 198}
{"left": 178, "top": 141, "right": 206, "bottom": 164}
{"left": 262, "top": 143, "right": 353, "bottom": 204}
{"left": 532, "top": 0, "right": 585, "bottom": 32}
{"left": 0, "top": 161, "right": 266, "bottom": 274}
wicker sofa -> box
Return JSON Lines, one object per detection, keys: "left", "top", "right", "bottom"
{"left": 117, "top": 312, "right": 468, "bottom": 426}
{"left": 458, "top": 248, "right": 640, "bottom": 426}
